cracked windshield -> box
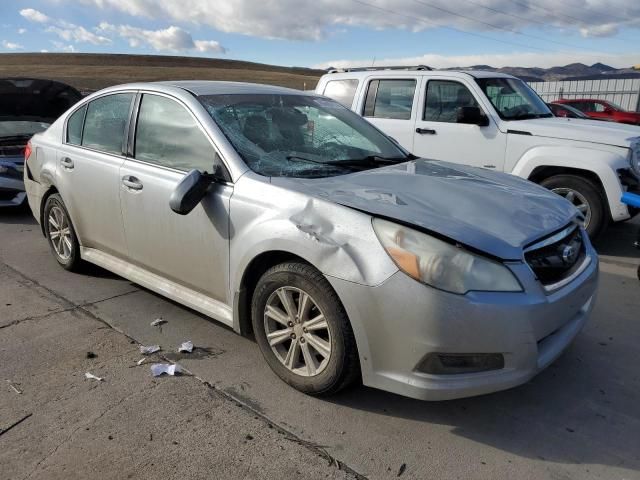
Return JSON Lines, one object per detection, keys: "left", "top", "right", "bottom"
{"left": 199, "top": 94, "right": 408, "bottom": 178}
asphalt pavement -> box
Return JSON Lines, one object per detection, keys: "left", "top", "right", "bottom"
{"left": 1, "top": 206, "right": 639, "bottom": 480}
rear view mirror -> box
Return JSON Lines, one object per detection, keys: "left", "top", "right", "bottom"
{"left": 169, "top": 169, "right": 215, "bottom": 215}
{"left": 457, "top": 106, "right": 489, "bottom": 126}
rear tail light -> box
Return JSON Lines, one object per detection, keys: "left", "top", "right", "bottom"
{"left": 24, "top": 141, "right": 33, "bottom": 162}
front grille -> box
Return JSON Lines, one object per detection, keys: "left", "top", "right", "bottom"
{"left": 525, "top": 226, "right": 585, "bottom": 287}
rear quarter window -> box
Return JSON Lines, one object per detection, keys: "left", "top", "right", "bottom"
{"left": 322, "top": 79, "right": 359, "bottom": 108}
{"left": 66, "top": 105, "right": 86, "bottom": 145}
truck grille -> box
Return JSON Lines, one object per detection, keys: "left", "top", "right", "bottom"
{"left": 524, "top": 226, "right": 585, "bottom": 288}
{"left": 0, "top": 145, "right": 25, "bottom": 157}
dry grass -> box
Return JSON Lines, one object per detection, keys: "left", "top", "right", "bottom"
{"left": 0, "top": 53, "right": 323, "bottom": 92}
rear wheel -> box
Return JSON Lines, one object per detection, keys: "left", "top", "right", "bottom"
{"left": 251, "top": 262, "right": 359, "bottom": 396}
{"left": 540, "top": 175, "right": 608, "bottom": 238}
{"left": 43, "top": 193, "right": 83, "bottom": 271}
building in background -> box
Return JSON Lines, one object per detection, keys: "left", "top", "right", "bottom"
{"left": 530, "top": 78, "right": 640, "bottom": 112}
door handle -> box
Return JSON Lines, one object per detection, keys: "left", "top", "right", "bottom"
{"left": 416, "top": 128, "right": 437, "bottom": 135}
{"left": 122, "top": 176, "right": 143, "bottom": 191}
{"left": 60, "top": 157, "right": 74, "bottom": 169}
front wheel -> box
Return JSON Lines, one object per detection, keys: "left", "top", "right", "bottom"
{"left": 251, "top": 262, "right": 360, "bottom": 396}
{"left": 540, "top": 175, "right": 608, "bottom": 238}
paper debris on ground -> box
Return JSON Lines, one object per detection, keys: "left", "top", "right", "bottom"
{"left": 84, "top": 372, "right": 104, "bottom": 382}
{"left": 6, "top": 380, "right": 22, "bottom": 394}
{"left": 139, "top": 345, "right": 161, "bottom": 355}
{"left": 150, "top": 318, "right": 166, "bottom": 327}
{"left": 178, "top": 341, "right": 193, "bottom": 353}
{"left": 137, "top": 358, "right": 147, "bottom": 366}
{"left": 150, "top": 364, "right": 182, "bottom": 377}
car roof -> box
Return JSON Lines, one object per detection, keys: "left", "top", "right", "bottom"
{"left": 321, "top": 69, "right": 516, "bottom": 80}
{"left": 154, "top": 80, "right": 309, "bottom": 96}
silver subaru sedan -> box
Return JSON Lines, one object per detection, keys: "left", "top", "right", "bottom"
{"left": 23, "top": 81, "right": 598, "bottom": 400}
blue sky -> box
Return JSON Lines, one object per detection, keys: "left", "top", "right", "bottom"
{"left": 1, "top": 0, "right": 639, "bottom": 69}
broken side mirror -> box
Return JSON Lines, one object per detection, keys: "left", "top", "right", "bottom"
{"left": 170, "top": 169, "right": 218, "bottom": 215}
{"left": 457, "top": 106, "right": 489, "bottom": 126}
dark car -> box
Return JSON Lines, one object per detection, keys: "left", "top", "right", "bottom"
{"left": 552, "top": 99, "right": 640, "bottom": 125}
{"left": 0, "top": 78, "right": 81, "bottom": 206}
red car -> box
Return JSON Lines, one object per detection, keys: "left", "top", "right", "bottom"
{"left": 552, "top": 99, "right": 640, "bottom": 125}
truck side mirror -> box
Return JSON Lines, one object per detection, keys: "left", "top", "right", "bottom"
{"left": 457, "top": 106, "right": 489, "bottom": 126}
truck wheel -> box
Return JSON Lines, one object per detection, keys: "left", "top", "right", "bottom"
{"left": 43, "top": 193, "right": 84, "bottom": 271}
{"left": 251, "top": 262, "right": 360, "bottom": 396}
{"left": 540, "top": 175, "right": 608, "bottom": 238}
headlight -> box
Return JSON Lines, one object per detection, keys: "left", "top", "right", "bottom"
{"left": 372, "top": 218, "right": 522, "bottom": 294}
{"left": 629, "top": 143, "right": 640, "bottom": 176}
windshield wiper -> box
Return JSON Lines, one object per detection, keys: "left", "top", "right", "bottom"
{"left": 285, "top": 155, "right": 357, "bottom": 171}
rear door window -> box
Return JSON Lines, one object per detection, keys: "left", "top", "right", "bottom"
{"left": 424, "top": 80, "right": 480, "bottom": 123}
{"left": 363, "top": 79, "right": 416, "bottom": 120}
{"left": 82, "top": 93, "right": 134, "bottom": 155}
{"left": 322, "top": 79, "right": 359, "bottom": 108}
{"left": 134, "top": 94, "right": 217, "bottom": 172}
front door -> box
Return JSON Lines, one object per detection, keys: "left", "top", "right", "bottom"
{"left": 413, "top": 78, "right": 506, "bottom": 171}
{"left": 119, "top": 93, "right": 232, "bottom": 303}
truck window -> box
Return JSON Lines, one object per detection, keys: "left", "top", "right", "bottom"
{"left": 323, "top": 79, "right": 359, "bottom": 108}
{"left": 363, "top": 79, "right": 416, "bottom": 120}
{"left": 423, "top": 80, "right": 480, "bottom": 123}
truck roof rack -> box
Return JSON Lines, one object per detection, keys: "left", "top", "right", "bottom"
{"left": 327, "top": 65, "right": 434, "bottom": 73}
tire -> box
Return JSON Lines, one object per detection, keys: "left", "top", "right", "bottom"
{"left": 251, "top": 262, "right": 360, "bottom": 396}
{"left": 539, "top": 174, "right": 608, "bottom": 239}
{"left": 43, "top": 193, "right": 83, "bottom": 271}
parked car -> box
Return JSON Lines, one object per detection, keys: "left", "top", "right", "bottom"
{"left": 0, "top": 78, "right": 81, "bottom": 207}
{"left": 316, "top": 68, "right": 640, "bottom": 238}
{"left": 547, "top": 102, "right": 610, "bottom": 121}
{"left": 25, "top": 81, "right": 598, "bottom": 401}
{"left": 552, "top": 99, "right": 640, "bottom": 125}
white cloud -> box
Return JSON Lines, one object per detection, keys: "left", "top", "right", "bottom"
{"left": 194, "top": 40, "right": 226, "bottom": 54}
{"left": 1, "top": 40, "right": 24, "bottom": 50}
{"left": 98, "top": 23, "right": 226, "bottom": 53}
{"left": 314, "top": 51, "right": 640, "bottom": 70}
{"left": 52, "top": 41, "right": 77, "bottom": 53}
{"left": 18, "top": 28, "right": 27, "bottom": 34}
{"left": 19, "top": 8, "right": 50, "bottom": 23}
{"left": 580, "top": 24, "right": 619, "bottom": 38}
{"left": 46, "top": 25, "right": 111, "bottom": 45}
{"left": 72, "top": 0, "right": 640, "bottom": 41}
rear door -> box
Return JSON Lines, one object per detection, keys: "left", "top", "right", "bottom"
{"left": 55, "top": 92, "right": 134, "bottom": 257}
{"left": 357, "top": 77, "right": 418, "bottom": 151}
{"left": 413, "top": 78, "right": 506, "bottom": 170}
{"left": 119, "top": 92, "right": 232, "bottom": 303}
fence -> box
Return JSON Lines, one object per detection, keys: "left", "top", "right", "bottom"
{"left": 528, "top": 78, "right": 640, "bottom": 112}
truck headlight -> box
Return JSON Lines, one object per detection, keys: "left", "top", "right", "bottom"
{"left": 629, "top": 145, "right": 640, "bottom": 176}
{"left": 373, "top": 218, "right": 522, "bottom": 294}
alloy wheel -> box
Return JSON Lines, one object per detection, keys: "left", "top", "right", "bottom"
{"left": 551, "top": 187, "right": 592, "bottom": 229}
{"left": 48, "top": 205, "right": 73, "bottom": 261}
{"left": 263, "top": 286, "right": 332, "bottom": 377}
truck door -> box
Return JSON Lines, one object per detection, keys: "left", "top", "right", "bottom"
{"left": 413, "top": 78, "right": 506, "bottom": 171}
{"left": 359, "top": 77, "right": 419, "bottom": 152}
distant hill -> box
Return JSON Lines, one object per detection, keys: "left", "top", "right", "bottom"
{"left": 453, "top": 62, "right": 640, "bottom": 82}
{"left": 0, "top": 53, "right": 324, "bottom": 92}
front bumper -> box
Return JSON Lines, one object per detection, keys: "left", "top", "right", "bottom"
{"left": 328, "top": 243, "right": 599, "bottom": 401}
{"left": 0, "top": 176, "right": 26, "bottom": 207}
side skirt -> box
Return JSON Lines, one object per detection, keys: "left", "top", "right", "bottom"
{"left": 81, "top": 247, "right": 234, "bottom": 328}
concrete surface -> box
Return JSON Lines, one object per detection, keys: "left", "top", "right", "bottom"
{"left": 1, "top": 206, "right": 639, "bottom": 480}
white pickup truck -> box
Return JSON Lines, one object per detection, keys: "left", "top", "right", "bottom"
{"left": 316, "top": 67, "right": 640, "bottom": 237}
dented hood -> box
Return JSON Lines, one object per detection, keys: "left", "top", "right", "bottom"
{"left": 275, "top": 160, "right": 578, "bottom": 260}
